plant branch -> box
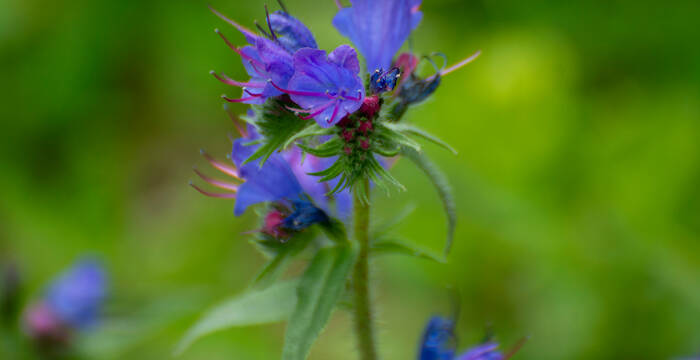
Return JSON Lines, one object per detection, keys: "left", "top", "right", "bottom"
{"left": 351, "top": 179, "right": 379, "bottom": 360}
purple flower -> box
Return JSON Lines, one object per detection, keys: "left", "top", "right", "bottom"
{"left": 284, "top": 147, "right": 352, "bottom": 218}
{"left": 419, "top": 316, "right": 457, "bottom": 360}
{"left": 209, "top": 6, "right": 316, "bottom": 104}
{"left": 45, "top": 259, "right": 107, "bottom": 330}
{"left": 333, "top": 0, "right": 423, "bottom": 73}
{"left": 272, "top": 45, "right": 365, "bottom": 128}
{"left": 418, "top": 316, "right": 523, "bottom": 360}
{"left": 192, "top": 119, "right": 350, "bottom": 229}
{"left": 24, "top": 259, "right": 107, "bottom": 341}
{"left": 192, "top": 124, "right": 304, "bottom": 216}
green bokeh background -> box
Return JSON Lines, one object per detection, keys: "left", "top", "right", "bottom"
{"left": 2, "top": 0, "right": 700, "bottom": 359}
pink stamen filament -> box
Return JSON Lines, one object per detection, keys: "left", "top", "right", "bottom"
{"left": 222, "top": 93, "right": 262, "bottom": 103}
{"left": 503, "top": 337, "right": 529, "bottom": 360}
{"left": 211, "top": 71, "right": 265, "bottom": 88}
{"left": 427, "top": 50, "right": 481, "bottom": 80}
{"left": 200, "top": 150, "right": 241, "bottom": 179}
{"left": 208, "top": 5, "right": 258, "bottom": 39}
{"left": 190, "top": 182, "right": 237, "bottom": 198}
{"left": 215, "top": 29, "right": 267, "bottom": 71}
{"left": 334, "top": 0, "right": 343, "bottom": 10}
{"left": 194, "top": 169, "right": 240, "bottom": 192}
{"left": 268, "top": 80, "right": 335, "bottom": 99}
{"left": 300, "top": 99, "right": 337, "bottom": 120}
{"left": 327, "top": 101, "right": 341, "bottom": 124}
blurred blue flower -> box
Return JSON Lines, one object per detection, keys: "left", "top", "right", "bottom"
{"left": 45, "top": 259, "right": 107, "bottom": 330}
{"left": 333, "top": 0, "right": 423, "bottom": 73}
{"left": 24, "top": 259, "right": 107, "bottom": 342}
{"left": 419, "top": 316, "right": 522, "bottom": 360}
{"left": 419, "top": 316, "right": 457, "bottom": 360}
{"left": 274, "top": 45, "right": 365, "bottom": 128}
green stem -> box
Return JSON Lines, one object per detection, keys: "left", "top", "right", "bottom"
{"left": 352, "top": 179, "right": 378, "bottom": 360}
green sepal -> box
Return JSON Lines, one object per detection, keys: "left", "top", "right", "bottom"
{"left": 297, "top": 138, "right": 344, "bottom": 158}
{"left": 243, "top": 98, "right": 313, "bottom": 166}
{"left": 385, "top": 123, "right": 457, "bottom": 155}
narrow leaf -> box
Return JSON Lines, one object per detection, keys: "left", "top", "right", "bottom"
{"left": 401, "top": 147, "right": 457, "bottom": 256}
{"left": 371, "top": 237, "right": 446, "bottom": 263}
{"left": 282, "top": 245, "right": 357, "bottom": 360}
{"left": 175, "top": 281, "right": 298, "bottom": 355}
{"left": 389, "top": 123, "right": 458, "bottom": 155}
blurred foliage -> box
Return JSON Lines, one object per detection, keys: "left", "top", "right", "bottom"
{"left": 1, "top": 0, "right": 700, "bottom": 359}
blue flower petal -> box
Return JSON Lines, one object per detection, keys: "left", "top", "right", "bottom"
{"left": 45, "top": 259, "right": 107, "bottom": 330}
{"left": 269, "top": 11, "right": 318, "bottom": 52}
{"left": 419, "top": 316, "right": 457, "bottom": 360}
{"left": 333, "top": 0, "right": 423, "bottom": 73}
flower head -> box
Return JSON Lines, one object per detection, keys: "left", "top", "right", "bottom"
{"left": 333, "top": 0, "right": 423, "bottom": 73}
{"left": 273, "top": 45, "right": 365, "bottom": 128}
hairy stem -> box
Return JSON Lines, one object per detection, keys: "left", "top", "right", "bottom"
{"left": 352, "top": 179, "right": 378, "bottom": 360}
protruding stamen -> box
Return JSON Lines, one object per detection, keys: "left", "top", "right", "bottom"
{"left": 300, "top": 99, "right": 337, "bottom": 120}
{"left": 254, "top": 20, "right": 272, "bottom": 39}
{"left": 267, "top": 80, "right": 335, "bottom": 99}
{"left": 208, "top": 5, "right": 258, "bottom": 38}
{"left": 503, "top": 337, "right": 529, "bottom": 360}
{"left": 276, "top": 0, "right": 289, "bottom": 13}
{"left": 211, "top": 71, "right": 265, "bottom": 88}
{"left": 264, "top": 5, "right": 277, "bottom": 41}
{"left": 433, "top": 50, "right": 481, "bottom": 79}
{"left": 215, "top": 29, "right": 266, "bottom": 71}
{"left": 200, "top": 149, "right": 241, "bottom": 179}
{"left": 224, "top": 105, "right": 248, "bottom": 137}
{"left": 194, "top": 168, "right": 240, "bottom": 192}
{"left": 190, "top": 181, "right": 238, "bottom": 198}
{"left": 327, "top": 101, "right": 341, "bottom": 124}
{"left": 222, "top": 93, "right": 262, "bottom": 103}
{"left": 334, "top": 0, "right": 343, "bottom": 10}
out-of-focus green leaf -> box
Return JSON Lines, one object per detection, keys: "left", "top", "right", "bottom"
{"left": 282, "top": 245, "right": 357, "bottom": 360}
{"left": 174, "top": 281, "right": 298, "bottom": 356}
{"left": 401, "top": 147, "right": 457, "bottom": 256}
{"left": 319, "top": 218, "right": 349, "bottom": 244}
{"left": 251, "top": 231, "right": 314, "bottom": 290}
{"left": 370, "top": 237, "right": 445, "bottom": 263}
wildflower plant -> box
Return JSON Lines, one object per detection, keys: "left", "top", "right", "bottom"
{"left": 181, "top": 0, "right": 480, "bottom": 359}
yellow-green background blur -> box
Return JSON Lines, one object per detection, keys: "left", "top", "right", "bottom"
{"left": 2, "top": 0, "right": 700, "bottom": 359}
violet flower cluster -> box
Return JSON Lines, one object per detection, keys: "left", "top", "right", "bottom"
{"left": 193, "top": 0, "right": 479, "bottom": 241}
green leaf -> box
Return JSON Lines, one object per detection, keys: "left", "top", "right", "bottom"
{"left": 175, "top": 281, "right": 299, "bottom": 356}
{"left": 401, "top": 147, "right": 457, "bottom": 256}
{"left": 282, "top": 123, "right": 334, "bottom": 149}
{"left": 371, "top": 203, "right": 417, "bottom": 239}
{"left": 387, "top": 123, "right": 457, "bottom": 155}
{"left": 370, "top": 237, "right": 446, "bottom": 263}
{"left": 282, "top": 245, "right": 357, "bottom": 360}
{"left": 251, "top": 232, "right": 314, "bottom": 290}
{"left": 318, "top": 218, "right": 349, "bottom": 244}
{"left": 244, "top": 99, "right": 312, "bottom": 166}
